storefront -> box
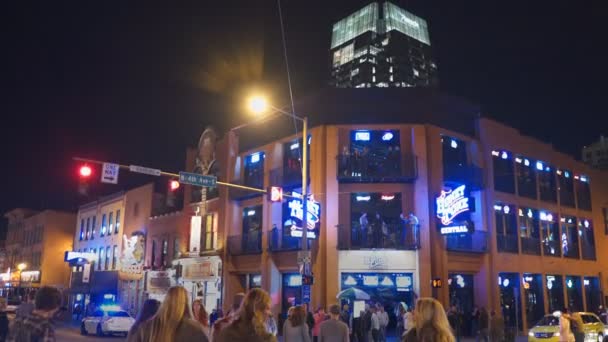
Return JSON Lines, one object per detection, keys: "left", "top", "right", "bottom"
{"left": 174, "top": 256, "right": 222, "bottom": 312}
{"left": 448, "top": 273, "right": 475, "bottom": 336}
{"left": 281, "top": 273, "right": 302, "bottom": 314}
{"left": 522, "top": 273, "right": 544, "bottom": 329}
{"left": 546, "top": 274, "right": 564, "bottom": 313}
{"left": 498, "top": 272, "right": 522, "bottom": 331}
{"left": 584, "top": 277, "right": 602, "bottom": 312}
{"left": 145, "top": 269, "right": 176, "bottom": 302}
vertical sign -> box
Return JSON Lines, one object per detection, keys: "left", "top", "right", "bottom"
{"left": 190, "top": 216, "right": 202, "bottom": 254}
{"left": 82, "top": 264, "right": 91, "bottom": 283}
{"left": 101, "top": 163, "right": 120, "bottom": 184}
{"left": 302, "top": 285, "right": 311, "bottom": 303}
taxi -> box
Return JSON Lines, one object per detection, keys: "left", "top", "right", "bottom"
{"left": 528, "top": 312, "right": 607, "bottom": 342}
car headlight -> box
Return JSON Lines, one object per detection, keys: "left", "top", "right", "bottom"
{"left": 554, "top": 332, "right": 560, "bottom": 337}
{"left": 528, "top": 331, "right": 534, "bottom": 337}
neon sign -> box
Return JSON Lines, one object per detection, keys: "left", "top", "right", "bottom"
{"left": 283, "top": 193, "right": 321, "bottom": 239}
{"left": 436, "top": 185, "right": 470, "bottom": 226}
{"left": 440, "top": 225, "right": 468, "bottom": 235}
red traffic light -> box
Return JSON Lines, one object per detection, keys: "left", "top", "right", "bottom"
{"left": 79, "top": 165, "right": 92, "bottom": 177}
{"left": 169, "top": 180, "right": 180, "bottom": 191}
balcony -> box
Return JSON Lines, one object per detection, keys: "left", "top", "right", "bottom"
{"left": 227, "top": 231, "right": 263, "bottom": 255}
{"left": 337, "top": 154, "right": 417, "bottom": 183}
{"left": 542, "top": 239, "right": 561, "bottom": 257}
{"left": 267, "top": 228, "right": 311, "bottom": 252}
{"left": 520, "top": 237, "right": 541, "bottom": 255}
{"left": 497, "top": 234, "right": 519, "bottom": 253}
{"left": 443, "top": 163, "right": 484, "bottom": 190}
{"left": 228, "top": 181, "right": 264, "bottom": 201}
{"left": 269, "top": 168, "right": 309, "bottom": 191}
{"left": 445, "top": 231, "right": 488, "bottom": 253}
{"left": 337, "top": 223, "right": 420, "bottom": 250}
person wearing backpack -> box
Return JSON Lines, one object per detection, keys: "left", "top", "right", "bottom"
{"left": 7, "top": 286, "right": 62, "bottom": 342}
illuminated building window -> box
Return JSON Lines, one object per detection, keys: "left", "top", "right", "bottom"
{"left": 112, "top": 245, "right": 118, "bottom": 270}
{"left": 115, "top": 210, "right": 120, "bottom": 234}
{"left": 91, "top": 216, "right": 96, "bottom": 239}
{"left": 538, "top": 161, "right": 557, "bottom": 203}
{"left": 492, "top": 150, "right": 515, "bottom": 193}
{"left": 519, "top": 207, "right": 540, "bottom": 255}
{"left": 108, "top": 212, "right": 114, "bottom": 235}
{"left": 495, "top": 203, "right": 518, "bottom": 253}
{"left": 515, "top": 155, "right": 537, "bottom": 199}
{"left": 579, "top": 219, "right": 595, "bottom": 260}
{"left": 350, "top": 193, "right": 404, "bottom": 249}
{"left": 244, "top": 152, "right": 265, "bottom": 189}
{"left": 557, "top": 169, "right": 575, "bottom": 207}
{"left": 351, "top": 68, "right": 359, "bottom": 76}
{"left": 100, "top": 214, "right": 106, "bottom": 236}
{"left": 546, "top": 274, "right": 564, "bottom": 313}
{"left": 575, "top": 175, "right": 592, "bottom": 211}
{"left": 242, "top": 206, "right": 263, "bottom": 253}
{"left": 539, "top": 211, "right": 559, "bottom": 257}
{"left": 79, "top": 219, "right": 84, "bottom": 240}
{"left": 372, "top": 76, "right": 376, "bottom": 82}
{"left": 561, "top": 216, "right": 579, "bottom": 259}
{"left": 85, "top": 217, "right": 90, "bottom": 240}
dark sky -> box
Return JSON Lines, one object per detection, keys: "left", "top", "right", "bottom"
{"left": 1, "top": 1, "right": 607, "bottom": 224}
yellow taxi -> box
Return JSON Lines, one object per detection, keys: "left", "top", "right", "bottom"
{"left": 528, "top": 312, "right": 607, "bottom": 342}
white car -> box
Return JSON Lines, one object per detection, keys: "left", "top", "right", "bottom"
{"left": 80, "top": 307, "right": 135, "bottom": 337}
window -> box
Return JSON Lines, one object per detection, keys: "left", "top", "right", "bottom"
{"left": 112, "top": 245, "right": 118, "bottom": 270}
{"left": 603, "top": 208, "right": 608, "bottom": 235}
{"left": 546, "top": 275, "right": 564, "bottom": 313}
{"left": 579, "top": 219, "right": 596, "bottom": 260}
{"left": 565, "top": 276, "right": 583, "bottom": 312}
{"left": 492, "top": 150, "right": 515, "bottom": 193}
{"left": 98, "top": 248, "right": 104, "bottom": 271}
{"left": 203, "top": 214, "right": 215, "bottom": 251}
{"left": 161, "top": 240, "right": 168, "bottom": 266}
{"left": 537, "top": 161, "right": 556, "bottom": 203}
{"left": 540, "top": 211, "right": 560, "bottom": 257}
{"left": 85, "top": 217, "right": 91, "bottom": 240}
{"left": 494, "top": 203, "right": 518, "bottom": 253}
{"left": 115, "top": 210, "right": 121, "bottom": 234}
{"left": 101, "top": 214, "right": 106, "bottom": 236}
{"left": 561, "top": 216, "right": 579, "bottom": 259}
{"left": 575, "top": 175, "right": 592, "bottom": 211}
{"left": 350, "top": 192, "right": 404, "bottom": 248}
{"left": 283, "top": 138, "right": 310, "bottom": 187}
{"left": 173, "top": 238, "right": 180, "bottom": 259}
{"left": 557, "top": 170, "right": 575, "bottom": 207}
{"left": 515, "top": 156, "right": 537, "bottom": 199}
{"left": 244, "top": 152, "right": 265, "bottom": 189}
{"left": 519, "top": 208, "right": 540, "bottom": 255}
{"left": 151, "top": 240, "right": 157, "bottom": 268}
{"left": 108, "top": 212, "right": 114, "bottom": 235}
{"left": 242, "top": 206, "right": 263, "bottom": 252}
{"left": 343, "top": 130, "right": 401, "bottom": 179}
{"left": 105, "top": 246, "right": 111, "bottom": 270}
{"left": 442, "top": 136, "right": 468, "bottom": 181}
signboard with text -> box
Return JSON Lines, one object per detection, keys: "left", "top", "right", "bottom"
{"left": 436, "top": 184, "right": 473, "bottom": 235}
{"left": 283, "top": 192, "right": 321, "bottom": 239}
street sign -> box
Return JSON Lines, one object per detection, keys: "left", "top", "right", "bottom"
{"left": 101, "top": 163, "right": 119, "bottom": 184}
{"left": 179, "top": 171, "right": 217, "bottom": 187}
{"left": 129, "top": 165, "right": 162, "bottom": 176}
{"left": 302, "top": 285, "right": 311, "bottom": 304}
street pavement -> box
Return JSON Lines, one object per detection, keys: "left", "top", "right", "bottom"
{"left": 55, "top": 322, "right": 126, "bottom": 342}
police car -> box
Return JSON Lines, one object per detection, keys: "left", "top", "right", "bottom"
{"left": 80, "top": 305, "right": 135, "bottom": 337}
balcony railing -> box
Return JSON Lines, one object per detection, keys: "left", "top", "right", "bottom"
{"left": 443, "top": 164, "right": 484, "bottom": 190}
{"left": 337, "top": 154, "right": 417, "bottom": 183}
{"left": 542, "top": 239, "right": 561, "bottom": 257}
{"left": 267, "top": 228, "right": 311, "bottom": 252}
{"left": 269, "top": 167, "right": 309, "bottom": 190}
{"left": 228, "top": 181, "right": 264, "bottom": 200}
{"left": 497, "top": 234, "right": 519, "bottom": 253}
{"left": 337, "top": 223, "right": 420, "bottom": 250}
{"left": 227, "top": 231, "right": 263, "bottom": 255}
{"left": 445, "top": 231, "right": 488, "bottom": 253}
{"left": 520, "top": 237, "right": 541, "bottom": 255}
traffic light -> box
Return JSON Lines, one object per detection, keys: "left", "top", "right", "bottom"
{"left": 268, "top": 186, "right": 283, "bottom": 202}
{"left": 77, "top": 164, "right": 93, "bottom": 196}
{"left": 169, "top": 180, "right": 180, "bottom": 191}
{"left": 79, "top": 165, "right": 92, "bottom": 178}
{"left": 432, "top": 278, "right": 442, "bottom": 288}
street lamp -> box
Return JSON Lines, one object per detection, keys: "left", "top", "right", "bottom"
{"left": 247, "top": 95, "right": 311, "bottom": 297}
{"left": 17, "top": 263, "right": 27, "bottom": 299}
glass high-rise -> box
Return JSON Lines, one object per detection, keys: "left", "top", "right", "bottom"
{"left": 330, "top": 2, "right": 438, "bottom": 88}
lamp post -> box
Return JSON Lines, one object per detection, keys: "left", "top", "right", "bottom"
{"left": 248, "top": 96, "right": 311, "bottom": 296}
{"left": 17, "top": 263, "right": 27, "bottom": 299}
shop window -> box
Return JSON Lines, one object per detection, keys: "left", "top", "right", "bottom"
{"left": 575, "top": 175, "right": 592, "bottom": 211}
{"left": 585, "top": 277, "right": 602, "bottom": 313}
{"left": 523, "top": 274, "right": 544, "bottom": 329}
{"left": 244, "top": 152, "right": 264, "bottom": 189}
{"left": 537, "top": 161, "right": 556, "bottom": 203}
{"left": 242, "top": 205, "right": 263, "bottom": 253}
{"left": 442, "top": 136, "right": 467, "bottom": 180}
{"left": 557, "top": 170, "right": 575, "bottom": 207}
{"left": 494, "top": 203, "right": 518, "bottom": 253}
{"left": 498, "top": 273, "right": 522, "bottom": 331}
{"left": 565, "top": 276, "right": 583, "bottom": 312}
{"left": 448, "top": 274, "right": 475, "bottom": 336}
{"left": 341, "top": 272, "right": 414, "bottom": 317}
{"left": 579, "top": 219, "right": 596, "bottom": 260}
{"left": 350, "top": 193, "right": 408, "bottom": 249}
{"left": 519, "top": 208, "right": 540, "bottom": 255}
{"left": 540, "top": 211, "right": 560, "bottom": 257}
{"left": 560, "top": 216, "right": 579, "bottom": 259}
{"left": 340, "top": 130, "right": 401, "bottom": 179}
{"left": 283, "top": 137, "right": 310, "bottom": 187}
{"left": 282, "top": 273, "right": 303, "bottom": 314}
{"left": 546, "top": 275, "right": 564, "bottom": 313}
{"left": 515, "top": 156, "right": 537, "bottom": 199}
{"left": 492, "top": 150, "right": 515, "bottom": 193}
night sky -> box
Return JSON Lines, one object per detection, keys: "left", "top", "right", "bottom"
{"left": 1, "top": 1, "right": 607, "bottom": 228}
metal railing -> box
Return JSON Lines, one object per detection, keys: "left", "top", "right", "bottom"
{"left": 227, "top": 231, "right": 263, "bottom": 255}
{"left": 336, "top": 154, "right": 417, "bottom": 183}
{"left": 267, "top": 228, "right": 309, "bottom": 252}
{"left": 445, "top": 230, "right": 488, "bottom": 253}
{"left": 337, "top": 223, "right": 420, "bottom": 250}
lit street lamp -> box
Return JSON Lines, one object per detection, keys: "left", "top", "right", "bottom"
{"left": 17, "top": 263, "right": 27, "bottom": 299}
{"left": 247, "top": 95, "right": 311, "bottom": 299}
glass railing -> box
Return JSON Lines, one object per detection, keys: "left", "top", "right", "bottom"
{"left": 520, "top": 237, "right": 541, "bottom": 255}
{"left": 227, "top": 231, "right": 262, "bottom": 255}
{"left": 445, "top": 231, "right": 488, "bottom": 253}
{"left": 337, "top": 223, "right": 420, "bottom": 250}
{"left": 444, "top": 163, "right": 484, "bottom": 189}
{"left": 337, "top": 154, "right": 416, "bottom": 182}
{"left": 267, "top": 228, "right": 311, "bottom": 252}
{"left": 497, "top": 234, "right": 519, "bottom": 253}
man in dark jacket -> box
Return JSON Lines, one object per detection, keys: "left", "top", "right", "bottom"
{"left": 7, "top": 286, "right": 62, "bottom": 342}
{"left": 477, "top": 307, "right": 489, "bottom": 342}
{"left": 304, "top": 303, "right": 315, "bottom": 338}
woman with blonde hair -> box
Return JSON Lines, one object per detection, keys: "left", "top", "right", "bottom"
{"left": 127, "top": 286, "right": 208, "bottom": 342}
{"left": 216, "top": 288, "right": 277, "bottom": 342}
{"left": 193, "top": 299, "right": 210, "bottom": 337}
{"left": 402, "top": 297, "right": 455, "bottom": 342}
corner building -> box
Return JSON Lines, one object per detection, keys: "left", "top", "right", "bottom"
{"left": 190, "top": 89, "right": 607, "bottom": 335}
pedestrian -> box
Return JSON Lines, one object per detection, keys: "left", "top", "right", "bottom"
{"left": 370, "top": 306, "right": 380, "bottom": 342}
{"left": 313, "top": 307, "right": 327, "bottom": 342}
{"left": 7, "top": 286, "right": 62, "bottom": 342}
{"left": 211, "top": 292, "right": 245, "bottom": 341}
{"left": 266, "top": 313, "right": 278, "bottom": 336}
{"left": 377, "top": 305, "right": 388, "bottom": 342}
{"left": 470, "top": 306, "right": 479, "bottom": 338}
{"left": 192, "top": 299, "right": 210, "bottom": 337}
{"left": 127, "top": 286, "right": 208, "bottom": 342}
{"left": 569, "top": 313, "right": 584, "bottom": 342}
{"left": 127, "top": 299, "right": 160, "bottom": 338}
{"left": 73, "top": 303, "right": 82, "bottom": 321}
{"left": 0, "top": 298, "right": 9, "bottom": 342}
{"left": 215, "top": 288, "right": 277, "bottom": 342}
{"left": 283, "top": 306, "right": 312, "bottom": 342}
{"left": 362, "top": 305, "right": 372, "bottom": 342}
{"left": 304, "top": 303, "right": 316, "bottom": 338}
{"left": 404, "top": 307, "right": 414, "bottom": 333}
{"left": 559, "top": 312, "right": 575, "bottom": 342}
{"left": 402, "top": 297, "right": 455, "bottom": 342}
{"left": 339, "top": 304, "right": 351, "bottom": 332}
{"left": 15, "top": 292, "right": 35, "bottom": 319}
{"left": 489, "top": 311, "right": 504, "bottom": 342}
{"left": 476, "top": 307, "right": 489, "bottom": 342}
{"left": 319, "top": 304, "right": 350, "bottom": 342}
